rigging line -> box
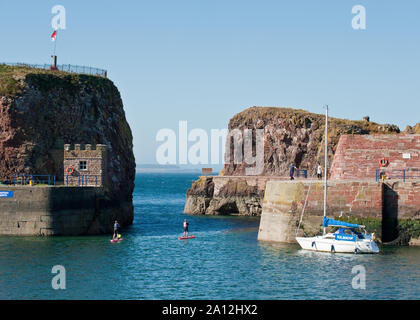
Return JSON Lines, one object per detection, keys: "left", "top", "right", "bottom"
{"left": 295, "top": 128, "right": 327, "bottom": 237}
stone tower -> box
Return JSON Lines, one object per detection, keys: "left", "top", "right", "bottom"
{"left": 63, "top": 144, "right": 107, "bottom": 186}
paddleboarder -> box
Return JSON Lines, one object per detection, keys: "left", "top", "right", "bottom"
{"left": 113, "top": 220, "right": 120, "bottom": 239}
{"left": 183, "top": 219, "right": 189, "bottom": 238}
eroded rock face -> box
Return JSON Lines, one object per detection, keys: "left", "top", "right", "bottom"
{"left": 404, "top": 123, "right": 420, "bottom": 134}
{"left": 185, "top": 177, "right": 214, "bottom": 214}
{"left": 184, "top": 176, "right": 266, "bottom": 216}
{"left": 0, "top": 67, "right": 135, "bottom": 230}
{"left": 185, "top": 106, "right": 402, "bottom": 216}
{"left": 223, "top": 106, "right": 400, "bottom": 176}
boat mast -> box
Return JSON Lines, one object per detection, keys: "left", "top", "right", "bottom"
{"left": 323, "top": 105, "right": 328, "bottom": 235}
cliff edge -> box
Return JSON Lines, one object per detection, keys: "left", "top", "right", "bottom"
{"left": 224, "top": 106, "right": 400, "bottom": 176}
{"left": 0, "top": 65, "right": 135, "bottom": 232}
{"left": 185, "top": 106, "right": 403, "bottom": 216}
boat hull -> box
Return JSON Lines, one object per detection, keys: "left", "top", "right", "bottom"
{"left": 296, "top": 236, "right": 379, "bottom": 254}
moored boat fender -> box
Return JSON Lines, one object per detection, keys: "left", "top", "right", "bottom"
{"left": 331, "top": 245, "right": 335, "bottom": 253}
{"left": 311, "top": 241, "right": 316, "bottom": 248}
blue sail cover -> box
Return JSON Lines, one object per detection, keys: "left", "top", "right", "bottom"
{"left": 322, "top": 217, "right": 361, "bottom": 228}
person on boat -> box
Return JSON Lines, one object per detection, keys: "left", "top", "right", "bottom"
{"left": 183, "top": 219, "right": 189, "bottom": 238}
{"left": 113, "top": 220, "right": 120, "bottom": 239}
{"left": 317, "top": 164, "right": 323, "bottom": 179}
{"left": 289, "top": 164, "right": 297, "bottom": 180}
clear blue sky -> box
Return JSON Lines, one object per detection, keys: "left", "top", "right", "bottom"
{"left": 1, "top": 0, "right": 419, "bottom": 164}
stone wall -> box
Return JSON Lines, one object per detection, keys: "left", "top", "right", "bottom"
{"left": 389, "top": 181, "right": 420, "bottom": 218}
{"left": 184, "top": 176, "right": 285, "bottom": 216}
{"left": 184, "top": 174, "right": 386, "bottom": 218}
{"left": 330, "top": 134, "right": 420, "bottom": 180}
{"left": 258, "top": 179, "right": 420, "bottom": 245}
{"left": 64, "top": 144, "right": 107, "bottom": 186}
{"left": 0, "top": 186, "right": 132, "bottom": 236}
{"left": 258, "top": 180, "right": 383, "bottom": 243}
{"left": 382, "top": 181, "right": 420, "bottom": 245}
{"left": 0, "top": 67, "right": 135, "bottom": 231}
{"left": 223, "top": 107, "right": 400, "bottom": 177}
{"left": 184, "top": 176, "right": 420, "bottom": 245}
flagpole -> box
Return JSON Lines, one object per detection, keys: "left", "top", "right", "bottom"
{"left": 323, "top": 105, "right": 328, "bottom": 236}
{"left": 51, "top": 30, "right": 58, "bottom": 70}
{"left": 53, "top": 29, "right": 57, "bottom": 56}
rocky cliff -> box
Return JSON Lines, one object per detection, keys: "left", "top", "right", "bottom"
{"left": 404, "top": 123, "right": 420, "bottom": 134}
{"left": 184, "top": 176, "right": 266, "bottom": 216}
{"left": 0, "top": 65, "right": 135, "bottom": 231}
{"left": 258, "top": 179, "right": 420, "bottom": 246}
{"left": 185, "top": 106, "right": 405, "bottom": 216}
{"left": 224, "top": 106, "right": 400, "bottom": 176}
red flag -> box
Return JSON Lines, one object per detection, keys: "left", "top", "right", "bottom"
{"left": 51, "top": 30, "right": 57, "bottom": 41}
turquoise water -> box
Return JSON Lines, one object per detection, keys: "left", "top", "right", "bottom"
{"left": 0, "top": 173, "right": 419, "bottom": 300}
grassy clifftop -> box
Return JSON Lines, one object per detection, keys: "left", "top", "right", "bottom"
{"left": 0, "top": 63, "right": 135, "bottom": 209}
{"left": 224, "top": 106, "right": 403, "bottom": 176}
{"left": 229, "top": 105, "right": 402, "bottom": 150}
{"left": 230, "top": 106, "right": 401, "bottom": 134}
{"left": 0, "top": 64, "right": 113, "bottom": 97}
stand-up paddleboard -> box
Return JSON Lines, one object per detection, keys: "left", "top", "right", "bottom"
{"left": 178, "top": 235, "right": 195, "bottom": 240}
{"left": 110, "top": 238, "right": 123, "bottom": 243}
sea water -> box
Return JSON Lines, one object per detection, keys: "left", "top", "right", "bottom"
{"left": 0, "top": 173, "right": 419, "bottom": 299}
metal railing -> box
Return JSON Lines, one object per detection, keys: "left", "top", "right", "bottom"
{"left": 375, "top": 168, "right": 420, "bottom": 182}
{"left": 13, "top": 174, "right": 56, "bottom": 186}
{"left": 65, "top": 175, "right": 99, "bottom": 187}
{"left": 296, "top": 169, "right": 308, "bottom": 179}
{"left": 2, "top": 62, "right": 107, "bottom": 78}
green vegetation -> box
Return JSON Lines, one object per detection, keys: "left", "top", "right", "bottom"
{"left": 218, "top": 167, "right": 225, "bottom": 176}
{"left": 335, "top": 216, "right": 382, "bottom": 240}
{"left": 395, "top": 219, "right": 420, "bottom": 245}
{"left": 231, "top": 106, "right": 400, "bottom": 134}
{"left": 297, "top": 221, "right": 323, "bottom": 237}
{"left": 222, "top": 178, "right": 257, "bottom": 196}
{"left": 404, "top": 123, "right": 420, "bottom": 134}
{"left": 193, "top": 176, "right": 208, "bottom": 188}
{"left": 0, "top": 64, "right": 22, "bottom": 96}
{"left": 228, "top": 106, "right": 401, "bottom": 166}
{"left": 337, "top": 216, "right": 420, "bottom": 245}
{"left": 0, "top": 64, "right": 115, "bottom": 97}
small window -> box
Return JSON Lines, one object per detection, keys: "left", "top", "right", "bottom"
{"left": 79, "top": 161, "right": 87, "bottom": 171}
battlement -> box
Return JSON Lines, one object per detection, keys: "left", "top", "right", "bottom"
{"left": 64, "top": 144, "right": 107, "bottom": 152}
{"left": 64, "top": 144, "right": 107, "bottom": 160}
{"left": 63, "top": 143, "right": 107, "bottom": 187}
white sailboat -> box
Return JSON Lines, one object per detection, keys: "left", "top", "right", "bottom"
{"left": 295, "top": 106, "right": 379, "bottom": 254}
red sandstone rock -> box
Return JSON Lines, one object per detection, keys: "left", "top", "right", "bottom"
{"left": 330, "top": 134, "right": 420, "bottom": 180}
{"left": 223, "top": 107, "right": 400, "bottom": 177}
{"left": 0, "top": 67, "right": 135, "bottom": 228}
{"left": 404, "top": 123, "right": 420, "bottom": 134}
